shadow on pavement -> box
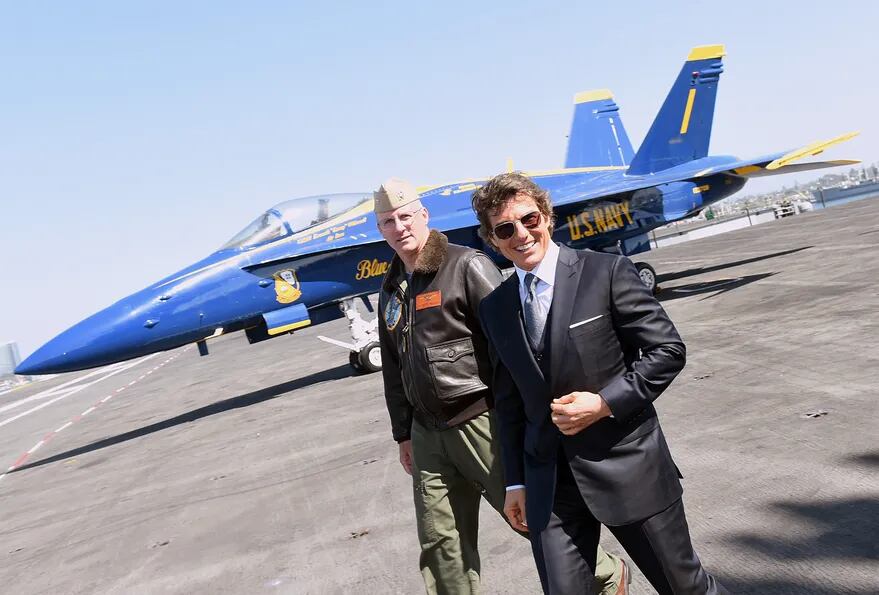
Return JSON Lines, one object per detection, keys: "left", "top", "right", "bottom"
{"left": 728, "top": 496, "right": 878, "bottom": 562}
{"left": 715, "top": 577, "right": 864, "bottom": 595}
{"left": 657, "top": 272, "right": 776, "bottom": 303}
{"left": 12, "top": 364, "right": 354, "bottom": 473}
{"left": 717, "top": 450, "right": 879, "bottom": 593}
{"left": 845, "top": 450, "right": 879, "bottom": 468}
{"left": 655, "top": 246, "right": 811, "bottom": 284}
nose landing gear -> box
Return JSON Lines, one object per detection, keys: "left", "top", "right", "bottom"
{"left": 317, "top": 297, "right": 382, "bottom": 373}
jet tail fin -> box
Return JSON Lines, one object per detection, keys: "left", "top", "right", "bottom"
{"left": 627, "top": 45, "right": 725, "bottom": 175}
{"left": 564, "top": 89, "right": 634, "bottom": 168}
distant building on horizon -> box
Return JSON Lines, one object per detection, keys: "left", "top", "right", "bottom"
{"left": 0, "top": 341, "right": 22, "bottom": 376}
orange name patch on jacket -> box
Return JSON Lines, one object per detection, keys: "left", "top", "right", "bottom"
{"left": 415, "top": 290, "right": 442, "bottom": 311}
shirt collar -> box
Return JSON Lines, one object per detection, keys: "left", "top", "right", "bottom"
{"left": 514, "top": 241, "right": 560, "bottom": 289}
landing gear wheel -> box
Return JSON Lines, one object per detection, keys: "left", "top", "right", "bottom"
{"left": 358, "top": 342, "right": 382, "bottom": 373}
{"left": 635, "top": 262, "right": 658, "bottom": 294}
{"left": 349, "top": 351, "right": 364, "bottom": 372}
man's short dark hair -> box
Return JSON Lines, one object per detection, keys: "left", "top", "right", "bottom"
{"left": 470, "top": 172, "right": 555, "bottom": 247}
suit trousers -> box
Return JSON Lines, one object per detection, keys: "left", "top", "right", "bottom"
{"left": 529, "top": 454, "right": 728, "bottom": 595}
{"left": 410, "top": 414, "right": 622, "bottom": 595}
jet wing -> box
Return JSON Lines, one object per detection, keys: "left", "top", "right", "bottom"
{"left": 721, "top": 159, "right": 860, "bottom": 178}
{"left": 692, "top": 132, "right": 860, "bottom": 178}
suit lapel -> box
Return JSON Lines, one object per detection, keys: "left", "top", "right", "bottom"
{"left": 495, "top": 273, "right": 545, "bottom": 383}
{"left": 550, "top": 244, "right": 585, "bottom": 389}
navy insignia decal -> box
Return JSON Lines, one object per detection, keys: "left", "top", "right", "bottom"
{"left": 384, "top": 295, "right": 403, "bottom": 330}
{"left": 274, "top": 269, "right": 302, "bottom": 304}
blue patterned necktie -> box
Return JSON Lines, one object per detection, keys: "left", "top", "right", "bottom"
{"left": 523, "top": 272, "right": 545, "bottom": 352}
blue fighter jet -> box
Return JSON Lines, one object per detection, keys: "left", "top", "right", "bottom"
{"left": 17, "top": 44, "right": 858, "bottom": 376}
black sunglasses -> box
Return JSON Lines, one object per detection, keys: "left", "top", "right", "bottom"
{"left": 492, "top": 211, "right": 542, "bottom": 240}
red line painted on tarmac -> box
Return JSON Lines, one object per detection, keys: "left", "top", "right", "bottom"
{"left": 11, "top": 451, "right": 30, "bottom": 469}
{"left": 0, "top": 347, "right": 191, "bottom": 480}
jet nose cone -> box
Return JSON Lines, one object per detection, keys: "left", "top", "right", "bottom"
{"left": 16, "top": 318, "right": 118, "bottom": 375}
{"left": 15, "top": 298, "right": 153, "bottom": 375}
{"left": 15, "top": 341, "right": 69, "bottom": 376}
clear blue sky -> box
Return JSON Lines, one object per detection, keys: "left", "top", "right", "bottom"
{"left": 2, "top": 1, "right": 876, "bottom": 360}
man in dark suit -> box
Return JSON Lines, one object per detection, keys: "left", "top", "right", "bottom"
{"left": 471, "top": 173, "right": 727, "bottom": 595}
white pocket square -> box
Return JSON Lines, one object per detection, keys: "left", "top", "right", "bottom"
{"left": 569, "top": 314, "right": 604, "bottom": 329}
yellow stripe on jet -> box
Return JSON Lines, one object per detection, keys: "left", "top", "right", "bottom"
{"left": 766, "top": 131, "right": 860, "bottom": 170}
{"left": 267, "top": 319, "right": 312, "bottom": 336}
{"left": 574, "top": 89, "right": 613, "bottom": 104}
{"left": 733, "top": 165, "right": 762, "bottom": 176}
{"left": 526, "top": 165, "right": 626, "bottom": 176}
{"left": 417, "top": 166, "right": 627, "bottom": 194}
{"left": 680, "top": 89, "right": 697, "bottom": 134}
{"left": 687, "top": 44, "right": 726, "bottom": 61}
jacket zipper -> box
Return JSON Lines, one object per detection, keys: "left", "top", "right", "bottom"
{"left": 400, "top": 278, "right": 438, "bottom": 428}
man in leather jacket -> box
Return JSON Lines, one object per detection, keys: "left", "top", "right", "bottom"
{"left": 375, "top": 178, "right": 626, "bottom": 595}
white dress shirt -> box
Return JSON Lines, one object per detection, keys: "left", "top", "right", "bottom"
{"left": 506, "top": 241, "right": 560, "bottom": 492}
{"left": 514, "top": 240, "right": 559, "bottom": 316}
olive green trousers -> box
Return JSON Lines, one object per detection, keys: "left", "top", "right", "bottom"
{"left": 411, "top": 412, "right": 622, "bottom": 595}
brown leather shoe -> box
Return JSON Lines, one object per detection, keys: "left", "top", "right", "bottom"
{"left": 616, "top": 559, "right": 630, "bottom": 595}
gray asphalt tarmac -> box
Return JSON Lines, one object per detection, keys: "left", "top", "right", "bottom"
{"left": 2, "top": 197, "right": 877, "bottom": 594}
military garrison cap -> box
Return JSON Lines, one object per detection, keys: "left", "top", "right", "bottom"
{"left": 374, "top": 177, "right": 419, "bottom": 213}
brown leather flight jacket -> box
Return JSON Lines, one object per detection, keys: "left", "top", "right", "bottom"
{"left": 378, "top": 231, "right": 503, "bottom": 442}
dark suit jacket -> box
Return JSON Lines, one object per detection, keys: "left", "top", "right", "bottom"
{"left": 479, "top": 244, "right": 686, "bottom": 529}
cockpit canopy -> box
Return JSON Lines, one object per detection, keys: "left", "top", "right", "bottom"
{"left": 221, "top": 192, "right": 372, "bottom": 250}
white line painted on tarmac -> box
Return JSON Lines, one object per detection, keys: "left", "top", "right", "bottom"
{"left": 0, "top": 361, "right": 139, "bottom": 414}
{"left": 0, "top": 357, "right": 154, "bottom": 416}
{"left": 0, "top": 385, "right": 90, "bottom": 429}
{"left": 1, "top": 347, "right": 191, "bottom": 480}
{"left": 0, "top": 356, "right": 156, "bottom": 429}
{"left": 0, "top": 370, "right": 122, "bottom": 427}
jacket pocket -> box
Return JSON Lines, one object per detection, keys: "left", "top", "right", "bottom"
{"left": 569, "top": 319, "right": 620, "bottom": 371}
{"left": 425, "top": 337, "right": 487, "bottom": 400}
{"left": 568, "top": 315, "right": 612, "bottom": 339}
